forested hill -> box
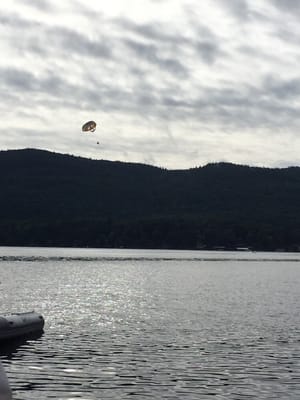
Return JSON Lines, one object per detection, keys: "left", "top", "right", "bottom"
{"left": 1, "top": 148, "right": 300, "bottom": 251}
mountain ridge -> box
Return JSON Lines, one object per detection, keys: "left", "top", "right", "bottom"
{"left": 1, "top": 147, "right": 298, "bottom": 171}
{"left": 1, "top": 148, "right": 300, "bottom": 251}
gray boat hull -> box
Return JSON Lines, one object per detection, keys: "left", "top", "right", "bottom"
{"left": 0, "top": 312, "right": 44, "bottom": 341}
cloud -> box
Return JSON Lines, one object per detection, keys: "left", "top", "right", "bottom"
{"left": 1, "top": 67, "right": 36, "bottom": 91}
{"left": 124, "top": 38, "right": 188, "bottom": 77}
{"left": 214, "top": 0, "right": 251, "bottom": 20}
{"left": 263, "top": 75, "right": 300, "bottom": 100}
{"left": 0, "top": 12, "right": 112, "bottom": 60}
{"left": 0, "top": 66, "right": 78, "bottom": 99}
{"left": 118, "top": 18, "right": 187, "bottom": 44}
{"left": 195, "top": 40, "right": 223, "bottom": 64}
{"left": 120, "top": 17, "right": 225, "bottom": 67}
{"left": 1, "top": 0, "right": 300, "bottom": 168}
{"left": 0, "top": 12, "right": 39, "bottom": 29}
{"left": 271, "top": 0, "right": 300, "bottom": 14}
{"left": 18, "top": 0, "right": 55, "bottom": 13}
{"left": 48, "top": 26, "right": 112, "bottom": 60}
{"left": 2, "top": 64, "right": 300, "bottom": 137}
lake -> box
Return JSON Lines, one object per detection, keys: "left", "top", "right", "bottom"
{"left": 0, "top": 247, "right": 300, "bottom": 399}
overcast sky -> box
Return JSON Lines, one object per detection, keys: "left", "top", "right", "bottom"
{"left": 1, "top": 0, "right": 300, "bottom": 169}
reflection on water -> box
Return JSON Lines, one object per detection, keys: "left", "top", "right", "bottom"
{"left": 0, "top": 247, "right": 300, "bottom": 399}
{"left": 0, "top": 332, "right": 44, "bottom": 359}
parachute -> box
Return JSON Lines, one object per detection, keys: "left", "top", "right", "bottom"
{"left": 82, "top": 120, "right": 96, "bottom": 133}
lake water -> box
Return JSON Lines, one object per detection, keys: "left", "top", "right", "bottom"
{"left": 0, "top": 247, "right": 300, "bottom": 399}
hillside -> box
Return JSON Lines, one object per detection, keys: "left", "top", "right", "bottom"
{"left": 1, "top": 148, "right": 300, "bottom": 250}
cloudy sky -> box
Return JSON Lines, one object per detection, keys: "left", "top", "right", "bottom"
{"left": 1, "top": 0, "right": 300, "bottom": 169}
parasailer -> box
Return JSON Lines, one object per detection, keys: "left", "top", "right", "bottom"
{"left": 82, "top": 120, "right": 96, "bottom": 133}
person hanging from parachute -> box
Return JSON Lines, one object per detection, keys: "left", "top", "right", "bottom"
{"left": 82, "top": 120, "right": 99, "bottom": 144}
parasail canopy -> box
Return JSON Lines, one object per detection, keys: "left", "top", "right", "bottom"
{"left": 82, "top": 120, "right": 96, "bottom": 133}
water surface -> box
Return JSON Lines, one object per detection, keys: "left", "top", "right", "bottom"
{"left": 0, "top": 247, "right": 299, "bottom": 399}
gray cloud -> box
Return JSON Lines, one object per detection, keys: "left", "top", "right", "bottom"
{"left": 118, "top": 18, "right": 191, "bottom": 46}
{"left": 1, "top": 68, "right": 36, "bottom": 91}
{"left": 215, "top": 0, "right": 251, "bottom": 20}
{"left": 120, "top": 18, "right": 224, "bottom": 65}
{"left": 47, "top": 26, "right": 112, "bottom": 60}
{"left": 0, "top": 12, "right": 112, "bottom": 60}
{"left": 124, "top": 38, "right": 188, "bottom": 77}
{"left": 0, "top": 12, "right": 39, "bottom": 29}
{"left": 271, "top": 0, "right": 300, "bottom": 14}
{"left": 0, "top": 66, "right": 75, "bottom": 97}
{"left": 263, "top": 76, "right": 300, "bottom": 100}
{"left": 195, "top": 40, "right": 223, "bottom": 64}
{"left": 19, "top": 0, "right": 55, "bottom": 12}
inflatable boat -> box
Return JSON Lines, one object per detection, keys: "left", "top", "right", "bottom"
{"left": 0, "top": 312, "right": 44, "bottom": 341}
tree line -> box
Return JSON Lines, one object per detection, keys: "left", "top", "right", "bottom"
{"left": 1, "top": 149, "right": 300, "bottom": 251}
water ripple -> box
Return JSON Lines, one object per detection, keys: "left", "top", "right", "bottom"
{"left": 0, "top": 250, "right": 299, "bottom": 399}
